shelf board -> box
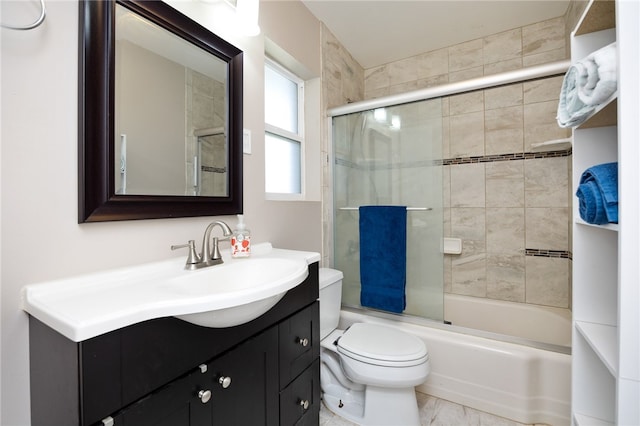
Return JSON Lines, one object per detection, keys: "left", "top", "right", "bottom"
{"left": 574, "top": 413, "right": 614, "bottom": 426}
{"left": 575, "top": 0, "right": 616, "bottom": 36}
{"left": 575, "top": 218, "right": 619, "bottom": 231}
{"left": 577, "top": 97, "right": 618, "bottom": 130}
{"left": 575, "top": 321, "right": 618, "bottom": 375}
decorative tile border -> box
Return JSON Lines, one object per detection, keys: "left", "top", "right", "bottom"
{"left": 443, "top": 148, "right": 571, "bottom": 166}
{"left": 525, "top": 248, "right": 572, "bottom": 260}
{"left": 335, "top": 157, "right": 438, "bottom": 170}
{"left": 201, "top": 166, "right": 226, "bottom": 173}
{"left": 335, "top": 157, "right": 357, "bottom": 168}
{"left": 336, "top": 148, "right": 572, "bottom": 170}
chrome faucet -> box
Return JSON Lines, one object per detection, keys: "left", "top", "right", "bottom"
{"left": 171, "top": 221, "right": 233, "bottom": 270}
{"left": 201, "top": 221, "right": 233, "bottom": 266}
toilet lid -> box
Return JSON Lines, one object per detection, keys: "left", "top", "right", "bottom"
{"left": 337, "top": 323, "right": 428, "bottom": 366}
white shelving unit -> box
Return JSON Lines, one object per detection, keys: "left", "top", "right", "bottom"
{"left": 571, "top": 1, "right": 640, "bottom": 425}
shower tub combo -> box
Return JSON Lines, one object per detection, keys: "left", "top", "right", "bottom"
{"left": 329, "top": 61, "right": 572, "bottom": 425}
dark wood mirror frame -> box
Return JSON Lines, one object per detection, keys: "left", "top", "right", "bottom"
{"left": 78, "top": 0, "right": 243, "bottom": 222}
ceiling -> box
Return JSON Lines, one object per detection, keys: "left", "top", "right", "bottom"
{"left": 300, "top": 0, "right": 570, "bottom": 69}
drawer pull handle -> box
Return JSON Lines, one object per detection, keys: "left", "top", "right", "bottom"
{"left": 198, "top": 390, "right": 212, "bottom": 403}
{"left": 297, "top": 337, "right": 309, "bottom": 347}
{"left": 219, "top": 376, "right": 232, "bottom": 388}
{"left": 299, "top": 399, "right": 310, "bottom": 410}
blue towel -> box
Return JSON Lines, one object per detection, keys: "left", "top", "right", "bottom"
{"left": 359, "top": 206, "right": 407, "bottom": 313}
{"left": 576, "top": 162, "right": 618, "bottom": 224}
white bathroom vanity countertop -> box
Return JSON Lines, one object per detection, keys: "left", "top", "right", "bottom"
{"left": 22, "top": 243, "right": 320, "bottom": 342}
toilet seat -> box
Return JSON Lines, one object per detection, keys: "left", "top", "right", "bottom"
{"left": 337, "top": 323, "right": 428, "bottom": 367}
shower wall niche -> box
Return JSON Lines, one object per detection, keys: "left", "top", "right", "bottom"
{"left": 332, "top": 100, "right": 444, "bottom": 321}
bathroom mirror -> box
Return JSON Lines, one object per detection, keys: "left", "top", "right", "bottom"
{"left": 79, "top": 0, "right": 243, "bottom": 222}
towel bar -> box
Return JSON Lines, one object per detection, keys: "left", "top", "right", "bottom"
{"left": 339, "top": 207, "right": 432, "bottom": 211}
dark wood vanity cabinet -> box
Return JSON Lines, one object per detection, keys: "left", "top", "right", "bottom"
{"left": 29, "top": 263, "right": 320, "bottom": 426}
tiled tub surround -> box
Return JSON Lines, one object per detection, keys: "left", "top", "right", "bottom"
{"left": 442, "top": 80, "right": 571, "bottom": 311}
{"left": 331, "top": 76, "right": 573, "bottom": 316}
{"left": 358, "top": 14, "right": 573, "bottom": 315}
{"left": 322, "top": 15, "right": 574, "bottom": 314}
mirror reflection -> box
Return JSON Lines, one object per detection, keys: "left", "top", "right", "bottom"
{"left": 115, "top": 4, "right": 228, "bottom": 197}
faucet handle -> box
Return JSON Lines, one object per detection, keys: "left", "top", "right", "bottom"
{"left": 171, "top": 240, "right": 201, "bottom": 269}
{"left": 211, "top": 237, "right": 223, "bottom": 262}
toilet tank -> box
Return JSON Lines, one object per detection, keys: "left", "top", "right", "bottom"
{"left": 319, "top": 268, "right": 344, "bottom": 340}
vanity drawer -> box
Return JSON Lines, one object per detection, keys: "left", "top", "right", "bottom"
{"left": 278, "top": 301, "right": 319, "bottom": 387}
{"left": 279, "top": 359, "right": 320, "bottom": 426}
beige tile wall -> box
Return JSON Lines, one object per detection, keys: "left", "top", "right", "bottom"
{"left": 321, "top": 24, "right": 365, "bottom": 266}
{"left": 322, "top": 10, "right": 577, "bottom": 310}
{"left": 364, "top": 16, "right": 567, "bottom": 100}
{"left": 322, "top": 24, "right": 364, "bottom": 110}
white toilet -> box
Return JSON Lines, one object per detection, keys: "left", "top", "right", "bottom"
{"left": 319, "top": 268, "right": 430, "bottom": 426}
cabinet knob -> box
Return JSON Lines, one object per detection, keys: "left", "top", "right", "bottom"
{"left": 198, "top": 390, "right": 212, "bottom": 404}
{"left": 218, "top": 376, "right": 232, "bottom": 388}
{"left": 299, "top": 399, "right": 310, "bottom": 410}
{"left": 297, "top": 337, "right": 309, "bottom": 347}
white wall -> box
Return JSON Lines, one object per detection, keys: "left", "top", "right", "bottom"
{"left": 0, "top": 1, "right": 322, "bottom": 424}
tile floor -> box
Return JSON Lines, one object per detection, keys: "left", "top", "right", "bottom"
{"left": 320, "top": 391, "right": 544, "bottom": 426}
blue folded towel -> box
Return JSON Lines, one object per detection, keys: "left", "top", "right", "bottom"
{"left": 359, "top": 206, "right": 407, "bottom": 313}
{"left": 576, "top": 162, "right": 618, "bottom": 224}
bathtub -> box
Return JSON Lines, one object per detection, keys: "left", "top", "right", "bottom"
{"left": 339, "top": 308, "right": 571, "bottom": 426}
{"left": 444, "top": 293, "right": 572, "bottom": 347}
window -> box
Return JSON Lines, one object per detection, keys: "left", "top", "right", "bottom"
{"left": 264, "top": 59, "right": 304, "bottom": 197}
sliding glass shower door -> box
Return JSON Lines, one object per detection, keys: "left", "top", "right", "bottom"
{"left": 333, "top": 99, "right": 444, "bottom": 321}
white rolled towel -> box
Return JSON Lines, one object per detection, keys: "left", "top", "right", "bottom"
{"left": 578, "top": 42, "right": 617, "bottom": 106}
{"left": 557, "top": 41, "right": 617, "bottom": 128}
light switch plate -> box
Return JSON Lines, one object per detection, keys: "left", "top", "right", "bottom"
{"left": 243, "top": 128, "right": 251, "bottom": 154}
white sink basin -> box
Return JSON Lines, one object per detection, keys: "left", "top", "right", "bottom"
{"left": 166, "top": 257, "right": 307, "bottom": 327}
{"left": 21, "top": 243, "right": 320, "bottom": 342}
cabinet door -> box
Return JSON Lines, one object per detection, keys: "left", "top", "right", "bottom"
{"left": 209, "top": 326, "right": 279, "bottom": 425}
{"left": 111, "top": 368, "right": 212, "bottom": 426}
{"left": 110, "top": 327, "right": 278, "bottom": 426}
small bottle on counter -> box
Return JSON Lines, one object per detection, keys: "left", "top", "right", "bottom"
{"left": 231, "top": 214, "right": 251, "bottom": 258}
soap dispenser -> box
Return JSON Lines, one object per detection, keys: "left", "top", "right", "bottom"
{"left": 231, "top": 214, "right": 251, "bottom": 258}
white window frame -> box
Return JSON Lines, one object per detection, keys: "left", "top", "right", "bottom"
{"left": 265, "top": 58, "right": 305, "bottom": 201}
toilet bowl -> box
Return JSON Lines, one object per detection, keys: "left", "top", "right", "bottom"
{"left": 319, "top": 268, "right": 430, "bottom": 426}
